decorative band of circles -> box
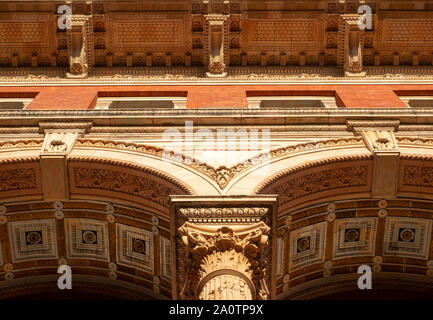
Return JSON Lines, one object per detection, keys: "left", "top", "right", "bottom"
{"left": 153, "top": 275, "right": 160, "bottom": 285}
{"left": 53, "top": 201, "right": 63, "bottom": 210}
{"left": 427, "top": 269, "right": 433, "bottom": 277}
{"left": 427, "top": 260, "right": 433, "bottom": 269}
{"left": 152, "top": 215, "right": 159, "bottom": 226}
{"left": 283, "top": 274, "right": 290, "bottom": 284}
{"left": 0, "top": 215, "right": 7, "bottom": 225}
{"left": 282, "top": 283, "right": 289, "bottom": 292}
{"left": 54, "top": 210, "right": 64, "bottom": 219}
{"left": 152, "top": 226, "right": 159, "bottom": 236}
{"left": 372, "top": 264, "right": 382, "bottom": 272}
{"left": 4, "top": 263, "right": 13, "bottom": 272}
{"left": 327, "top": 212, "right": 336, "bottom": 222}
{"left": 378, "top": 199, "right": 388, "bottom": 209}
{"left": 109, "top": 271, "right": 117, "bottom": 280}
{"left": 5, "top": 272, "right": 13, "bottom": 281}
{"left": 0, "top": 205, "right": 6, "bottom": 214}
{"left": 323, "top": 269, "right": 331, "bottom": 277}
{"left": 107, "top": 214, "right": 115, "bottom": 223}
{"left": 378, "top": 208, "right": 387, "bottom": 218}
{"left": 106, "top": 204, "right": 115, "bottom": 214}
{"left": 324, "top": 261, "right": 333, "bottom": 269}
{"left": 327, "top": 203, "right": 336, "bottom": 212}
{"left": 373, "top": 256, "right": 382, "bottom": 265}
{"left": 58, "top": 258, "right": 68, "bottom": 265}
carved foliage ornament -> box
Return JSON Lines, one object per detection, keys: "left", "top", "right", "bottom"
{"left": 177, "top": 222, "right": 270, "bottom": 300}
{"left": 72, "top": 167, "right": 174, "bottom": 207}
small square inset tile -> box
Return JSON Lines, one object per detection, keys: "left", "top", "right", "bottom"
{"left": 289, "top": 222, "right": 326, "bottom": 272}
{"left": 117, "top": 224, "right": 153, "bottom": 272}
{"left": 384, "top": 217, "right": 432, "bottom": 259}
{"left": 65, "top": 218, "right": 109, "bottom": 261}
{"left": 8, "top": 219, "right": 58, "bottom": 263}
{"left": 333, "top": 218, "right": 377, "bottom": 259}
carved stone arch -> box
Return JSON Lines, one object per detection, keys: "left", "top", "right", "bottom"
{"left": 68, "top": 157, "right": 193, "bottom": 215}
{"left": 224, "top": 138, "right": 369, "bottom": 196}
{"left": 71, "top": 139, "right": 222, "bottom": 195}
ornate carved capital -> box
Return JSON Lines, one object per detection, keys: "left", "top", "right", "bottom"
{"left": 171, "top": 196, "right": 277, "bottom": 300}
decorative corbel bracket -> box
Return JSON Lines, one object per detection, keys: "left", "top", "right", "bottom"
{"left": 170, "top": 195, "right": 277, "bottom": 300}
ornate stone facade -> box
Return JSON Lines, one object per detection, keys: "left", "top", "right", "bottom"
{"left": 1, "top": 0, "right": 433, "bottom": 301}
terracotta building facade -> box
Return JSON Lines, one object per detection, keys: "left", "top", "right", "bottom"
{"left": 0, "top": 0, "right": 433, "bottom": 299}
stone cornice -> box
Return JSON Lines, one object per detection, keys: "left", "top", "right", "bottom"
{"left": 1, "top": 109, "right": 433, "bottom": 128}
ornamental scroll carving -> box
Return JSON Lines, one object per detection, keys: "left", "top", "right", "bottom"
{"left": 177, "top": 221, "right": 270, "bottom": 300}
{"left": 0, "top": 168, "right": 37, "bottom": 192}
{"left": 267, "top": 166, "right": 369, "bottom": 206}
{"left": 72, "top": 167, "right": 174, "bottom": 207}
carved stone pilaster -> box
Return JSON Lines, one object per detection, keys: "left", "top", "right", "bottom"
{"left": 204, "top": 0, "right": 230, "bottom": 77}
{"left": 66, "top": 12, "right": 93, "bottom": 78}
{"left": 170, "top": 196, "right": 277, "bottom": 300}
{"left": 339, "top": 14, "right": 366, "bottom": 77}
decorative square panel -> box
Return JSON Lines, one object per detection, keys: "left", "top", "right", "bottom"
{"left": 289, "top": 222, "right": 326, "bottom": 272}
{"left": 117, "top": 224, "right": 154, "bottom": 273}
{"left": 333, "top": 218, "right": 377, "bottom": 259}
{"left": 160, "top": 236, "right": 171, "bottom": 279}
{"left": 65, "top": 219, "right": 109, "bottom": 261}
{"left": 8, "top": 219, "right": 58, "bottom": 263}
{"left": 0, "top": 13, "right": 56, "bottom": 53}
{"left": 384, "top": 217, "right": 432, "bottom": 259}
{"left": 107, "top": 12, "right": 189, "bottom": 52}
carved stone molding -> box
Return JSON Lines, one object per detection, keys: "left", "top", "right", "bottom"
{"left": 346, "top": 120, "right": 400, "bottom": 133}
{"left": 170, "top": 195, "right": 277, "bottom": 300}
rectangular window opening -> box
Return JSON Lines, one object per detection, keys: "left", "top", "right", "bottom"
{"left": 0, "top": 98, "right": 33, "bottom": 110}
{"left": 400, "top": 96, "right": 433, "bottom": 108}
{"left": 247, "top": 96, "right": 337, "bottom": 109}
{"left": 95, "top": 96, "right": 187, "bottom": 110}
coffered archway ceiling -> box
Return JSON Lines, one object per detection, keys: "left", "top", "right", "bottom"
{"left": 1, "top": 137, "right": 433, "bottom": 298}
